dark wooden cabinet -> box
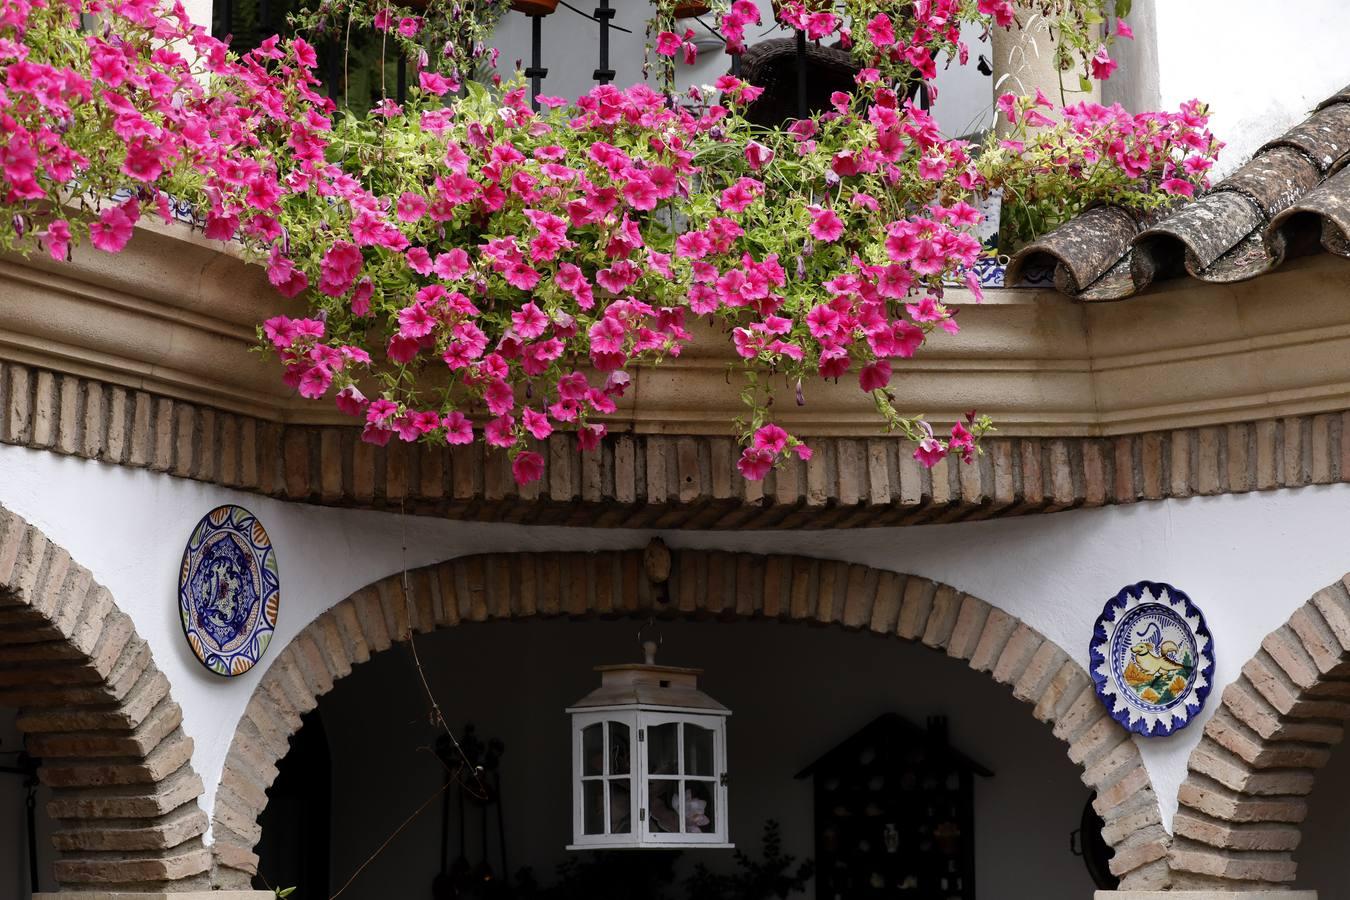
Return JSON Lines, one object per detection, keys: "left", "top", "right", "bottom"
{"left": 795, "top": 715, "right": 991, "bottom": 900}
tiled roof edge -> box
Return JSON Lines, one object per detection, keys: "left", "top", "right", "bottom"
{"left": 1008, "top": 82, "right": 1350, "bottom": 301}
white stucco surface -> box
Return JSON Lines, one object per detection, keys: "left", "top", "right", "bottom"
{"left": 1149, "top": 0, "right": 1350, "bottom": 176}
{"left": 3, "top": 442, "right": 1350, "bottom": 841}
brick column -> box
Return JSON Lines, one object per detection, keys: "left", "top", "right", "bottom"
{"left": 0, "top": 506, "right": 209, "bottom": 891}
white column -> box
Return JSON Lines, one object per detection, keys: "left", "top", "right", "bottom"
{"left": 991, "top": 3, "right": 1101, "bottom": 133}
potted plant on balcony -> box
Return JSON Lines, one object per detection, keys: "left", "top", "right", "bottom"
{"left": 511, "top": 0, "right": 559, "bottom": 15}
{"left": 0, "top": 0, "right": 1216, "bottom": 486}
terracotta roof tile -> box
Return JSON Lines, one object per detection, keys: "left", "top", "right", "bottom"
{"left": 1007, "top": 83, "right": 1350, "bottom": 300}
{"left": 1270, "top": 164, "right": 1350, "bottom": 257}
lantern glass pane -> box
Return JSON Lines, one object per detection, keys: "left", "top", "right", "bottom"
{"left": 684, "top": 724, "right": 714, "bottom": 776}
{"left": 610, "top": 778, "right": 632, "bottom": 833}
{"left": 682, "top": 780, "right": 716, "bottom": 834}
{"left": 647, "top": 778, "right": 682, "bottom": 834}
{"left": 648, "top": 722, "right": 678, "bottom": 776}
{"left": 608, "top": 721, "right": 631, "bottom": 775}
{"left": 582, "top": 780, "right": 604, "bottom": 835}
{"left": 582, "top": 723, "right": 603, "bottom": 777}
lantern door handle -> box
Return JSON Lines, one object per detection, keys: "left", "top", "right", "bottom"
{"left": 719, "top": 773, "right": 728, "bottom": 786}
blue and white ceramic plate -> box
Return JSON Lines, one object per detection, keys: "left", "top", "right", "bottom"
{"left": 1089, "top": 582, "right": 1214, "bottom": 737}
{"left": 178, "top": 505, "right": 280, "bottom": 677}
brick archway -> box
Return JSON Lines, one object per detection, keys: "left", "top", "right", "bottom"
{"left": 212, "top": 547, "right": 1173, "bottom": 890}
{"left": 1170, "top": 573, "right": 1350, "bottom": 890}
{"left": 0, "top": 505, "right": 208, "bottom": 891}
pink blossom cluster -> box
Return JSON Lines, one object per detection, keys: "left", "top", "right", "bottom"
{"left": 0, "top": 0, "right": 339, "bottom": 271}
{"left": 253, "top": 72, "right": 991, "bottom": 484}
{"left": 1, "top": 0, "right": 1201, "bottom": 489}
{"left": 994, "top": 90, "right": 1220, "bottom": 201}
{"left": 773, "top": 0, "right": 1017, "bottom": 85}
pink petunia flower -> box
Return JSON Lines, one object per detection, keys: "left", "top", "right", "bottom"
{"left": 89, "top": 203, "right": 136, "bottom": 253}
{"left": 808, "top": 206, "right": 845, "bottom": 242}
{"left": 42, "top": 219, "right": 70, "bottom": 261}
{"left": 737, "top": 447, "right": 774, "bottom": 481}
{"left": 859, "top": 361, "right": 892, "bottom": 392}
{"left": 512, "top": 450, "right": 545, "bottom": 484}
{"left": 753, "top": 424, "right": 789, "bottom": 454}
{"left": 396, "top": 192, "right": 428, "bottom": 223}
{"left": 914, "top": 438, "right": 946, "bottom": 468}
{"left": 522, "top": 407, "right": 552, "bottom": 440}
{"left": 485, "top": 414, "right": 516, "bottom": 448}
{"left": 1090, "top": 44, "right": 1117, "bottom": 80}
{"left": 443, "top": 411, "right": 474, "bottom": 444}
{"left": 335, "top": 385, "right": 367, "bottom": 416}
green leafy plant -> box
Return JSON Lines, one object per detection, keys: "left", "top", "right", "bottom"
{"left": 685, "top": 820, "right": 814, "bottom": 900}
{"left": 0, "top": 0, "right": 1216, "bottom": 488}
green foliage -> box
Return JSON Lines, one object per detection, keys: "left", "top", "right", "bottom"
{"left": 685, "top": 820, "right": 815, "bottom": 900}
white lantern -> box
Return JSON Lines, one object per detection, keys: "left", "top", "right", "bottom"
{"left": 566, "top": 642, "right": 732, "bottom": 850}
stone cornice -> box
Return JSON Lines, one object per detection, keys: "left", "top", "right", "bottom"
{"left": 4, "top": 221, "right": 1350, "bottom": 437}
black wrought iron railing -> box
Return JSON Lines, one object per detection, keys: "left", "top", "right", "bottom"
{"left": 211, "top": 1, "right": 920, "bottom": 122}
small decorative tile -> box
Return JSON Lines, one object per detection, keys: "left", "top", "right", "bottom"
{"left": 1090, "top": 582, "right": 1214, "bottom": 736}
{"left": 178, "top": 505, "right": 280, "bottom": 677}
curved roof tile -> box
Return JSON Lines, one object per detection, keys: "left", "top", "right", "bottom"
{"left": 1007, "top": 82, "right": 1350, "bottom": 300}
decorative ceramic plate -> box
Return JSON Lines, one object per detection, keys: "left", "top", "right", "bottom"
{"left": 1089, "top": 582, "right": 1214, "bottom": 736}
{"left": 178, "top": 505, "right": 280, "bottom": 677}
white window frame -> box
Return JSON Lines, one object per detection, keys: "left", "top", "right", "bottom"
{"left": 637, "top": 711, "right": 729, "bottom": 847}
{"left": 569, "top": 708, "right": 732, "bottom": 849}
{"left": 570, "top": 711, "right": 641, "bottom": 849}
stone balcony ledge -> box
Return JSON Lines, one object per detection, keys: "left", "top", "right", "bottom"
{"left": 4, "top": 219, "right": 1350, "bottom": 439}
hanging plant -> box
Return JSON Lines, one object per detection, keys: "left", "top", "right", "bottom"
{"left": 288, "top": 0, "right": 512, "bottom": 96}
{"left": 673, "top": 1, "right": 711, "bottom": 18}
{"left": 510, "top": 0, "right": 559, "bottom": 14}
{"left": 0, "top": 0, "right": 1217, "bottom": 487}
{"left": 758, "top": 0, "right": 1132, "bottom": 90}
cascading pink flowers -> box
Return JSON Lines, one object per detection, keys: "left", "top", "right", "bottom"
{"left": 1, "top": 0, "right": 1216, "bottom": 487}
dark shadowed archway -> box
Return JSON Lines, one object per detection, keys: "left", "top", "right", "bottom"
{"left": 209, "top": 547, "right": 1172, "bottom": 891}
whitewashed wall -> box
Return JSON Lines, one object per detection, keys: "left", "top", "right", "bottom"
{"left": 5, "top": 441, "right": 1350, "bottom": 846}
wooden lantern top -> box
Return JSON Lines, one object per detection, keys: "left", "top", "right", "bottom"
{"left": 567, "top": 661, "right": 730, "bottom": 715}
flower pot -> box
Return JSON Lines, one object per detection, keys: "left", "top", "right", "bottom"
{"left": 674, "top": 1, "right": 711, "bottom": 16}
{"left": 511, "top": 0, "right": 558, "bottom": 14}
{"left": 771, "top": 0, "right": 833, "bottom": 17}
{"left": 973, "top": 189, "right": 1002, "bottom": 254}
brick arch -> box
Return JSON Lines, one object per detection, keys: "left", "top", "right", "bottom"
{"left": 1170, "top": 572, "right": 1350, "bottom": 890}
{"left": 0, "top": 505, "right": 209, "bottom": 891}
{"left": 211, "top": 548, "right": 1172, "bottom": 890}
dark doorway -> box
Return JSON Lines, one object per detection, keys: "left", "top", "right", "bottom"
{"left": 256, "top": 709, "right": 332, "bottom": 899}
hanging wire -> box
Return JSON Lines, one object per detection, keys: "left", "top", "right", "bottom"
{"left": 397, "top": 499, "right": 489, "bottom": 801}
{"left": 329, "top": 504, "right": 493, "bottom": 899}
